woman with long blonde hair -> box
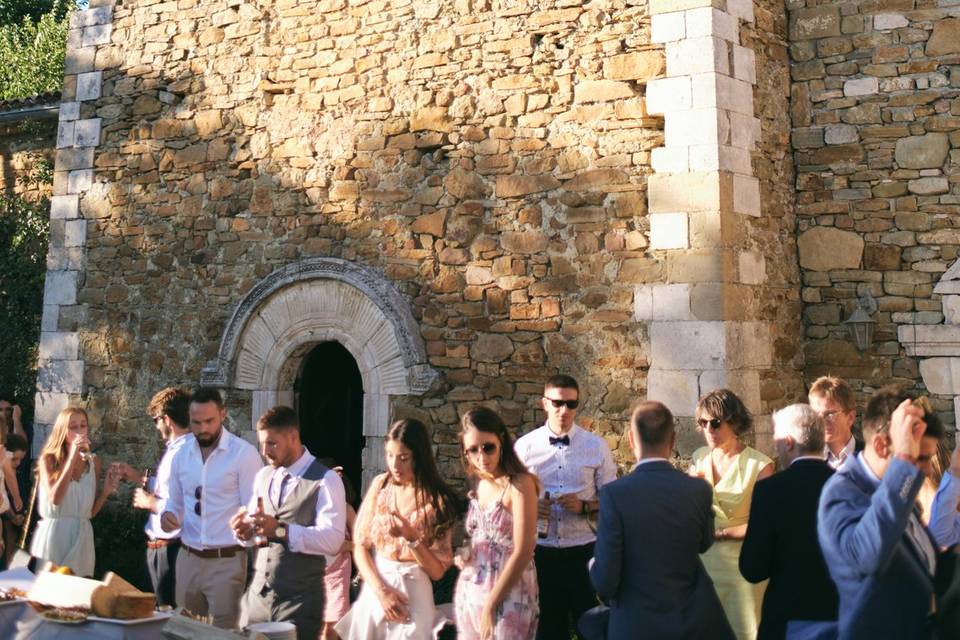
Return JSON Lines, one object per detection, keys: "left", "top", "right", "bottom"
{"left": 30, "top": 407, "right": 119, "bottom": 576}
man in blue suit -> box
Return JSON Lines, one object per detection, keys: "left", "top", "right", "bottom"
{"left": 586, "top": 401, "right": 734, "bottom": 640}
{"left": 817, "top": 386, "right": 937, "bottom": 640}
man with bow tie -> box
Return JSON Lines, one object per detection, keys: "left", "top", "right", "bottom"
{"left": 515, "top": 375, "right": 617, "bottom": 640}
{"left": 231, "top": 406, "right": 346, "bottom": 640}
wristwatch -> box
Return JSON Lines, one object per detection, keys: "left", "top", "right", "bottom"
{"left": 275, "top": 524, "right": 287, "bottom": 541}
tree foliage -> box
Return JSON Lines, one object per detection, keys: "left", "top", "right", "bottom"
{"left": 0, "top": 186, "right": 49, "bottom": 405}
{"left": 0, "top": 0, "right": 72, "bottom": 101}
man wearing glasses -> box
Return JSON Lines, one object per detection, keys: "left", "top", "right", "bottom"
{"left": 515, "top": 375, "right": 617, "bottom": 640}
{"left": 115, "top": 387, "right": 194, "bottom": 608}
{"left": 160, "top": 387, "right": 263, "bottom": 629}
{"left": 809, "top": 376, "right": 863, "bottom": 469}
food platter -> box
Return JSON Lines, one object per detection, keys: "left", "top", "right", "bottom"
{"left": 38, "top": 607, "right": 90, "bottom": 624}
{"left": 88, "top": 610, "right": 173, "bottom": 625}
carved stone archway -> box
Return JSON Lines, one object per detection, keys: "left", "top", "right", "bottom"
{"left": 202, "top": 258, "right": 440, "bottom": 487}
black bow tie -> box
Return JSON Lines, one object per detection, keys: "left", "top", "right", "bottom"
{"left": 549, "top": 435, "right": 570, "bottom": 446}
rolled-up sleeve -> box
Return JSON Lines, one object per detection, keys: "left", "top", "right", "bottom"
{"left": 288, "top": 469, "right": 347, "bottom": 556}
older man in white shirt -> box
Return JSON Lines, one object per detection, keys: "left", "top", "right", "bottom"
{"left": 231, "top": 406, "right": 346, "bottom": 640}
{"left": 515, "top": 374, "right": 617, "bottom": 640}
{"left": 160, "top": 387, "right": 263, "bottom": 629}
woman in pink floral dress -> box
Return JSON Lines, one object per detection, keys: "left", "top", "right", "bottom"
{"left": 455, "top": 407, "right": 539, "bottom": 640}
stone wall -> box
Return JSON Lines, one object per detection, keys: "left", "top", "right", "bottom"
{"left": 40, "top": 0, "right": 673, "bottom": 475}
{"left": 0, "top": 118, "right": 56, "bottom": 201}
{"left": 790, "top": 1, "right": 960, "bottom": 427}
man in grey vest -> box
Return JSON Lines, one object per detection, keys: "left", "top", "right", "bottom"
{"left": 231, "top": 406, "right": 347, "bottom": 639}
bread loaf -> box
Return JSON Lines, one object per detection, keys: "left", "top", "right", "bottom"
{"left": 113, "top": 591, "right": 155, "bottom": 619}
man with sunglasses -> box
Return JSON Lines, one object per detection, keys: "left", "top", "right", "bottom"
{"left": 160, "top": 387, "right": 263, "bottom": 629}
{"left": 115, "top": 387, "right": 194, "bottom": 608}
{"left": 809, "top": 376, "right": 863, "bottom": 470}
{"left": 515, "top": 374, "right": 617, "bottom": 640}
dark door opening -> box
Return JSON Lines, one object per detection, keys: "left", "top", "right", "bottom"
{"left": 296, "top": 341, "right": 365, "bottom": 507}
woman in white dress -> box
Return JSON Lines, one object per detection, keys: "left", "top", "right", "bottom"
{"left": 30, "top": 407, "right": 119, "bottom": 576}
{"left": 335, "top": 418, "right": 461, "bottom": 640}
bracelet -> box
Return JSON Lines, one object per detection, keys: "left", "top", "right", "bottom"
{"left": 580, "top": 500, "right": 589, "bottom": 516}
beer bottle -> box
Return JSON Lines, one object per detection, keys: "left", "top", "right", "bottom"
{"left": 537, "top": 491, "right": 551, "bottom": 539}
{"left": 255, "top": 496, "right": 268, "bottom": 547}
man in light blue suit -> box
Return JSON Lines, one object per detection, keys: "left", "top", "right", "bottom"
{"left": 585, "top": 401, "right": 734, "bottom": 640}
{"left": 817, "top": 386, "right": 937, "bottom": 640}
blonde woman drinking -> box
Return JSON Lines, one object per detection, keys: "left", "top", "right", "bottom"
{"left": 31, "top": 407, "right": 120, "bottom": 576}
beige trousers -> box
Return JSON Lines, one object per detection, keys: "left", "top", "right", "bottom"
{"left": 175, "top": 549, "right": 248, "bottom": 630}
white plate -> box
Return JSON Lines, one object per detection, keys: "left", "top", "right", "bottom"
{"left": 87, "top": 610, "right": 173, "bottom": 625}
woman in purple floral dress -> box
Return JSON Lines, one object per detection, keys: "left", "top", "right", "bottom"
{"left": 455, "top": 407, "right": 540, "bottom": 640}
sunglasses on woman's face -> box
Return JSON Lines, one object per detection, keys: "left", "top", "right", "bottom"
{"left": 697, "top": 418, "right": 722, "bottom": 430}
{"left": 465, "top": 443, "right": 498, "bottom": 457}
{"left": 544, "top": 397, "right": 579, "bottom": 409}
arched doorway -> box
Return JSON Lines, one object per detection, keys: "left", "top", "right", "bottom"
{"left": 297, "top": 341, "right": 364, "bottom": 505}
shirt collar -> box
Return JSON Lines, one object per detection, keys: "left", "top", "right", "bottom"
{"left": 635, "top": 457, "right": 668, "bottom": 466}
{"left": 168, "top": 432, "right": 193, "bottom": 450}
{"left": 791, "top": 455, "right": 825, "bottom": 466}
{"left": 857, "top": 451, "right": 881, "bottom": 487}
{"left": 542, "top": 422, "right": 581, "bottom": 443}
{"left": 825, "top": 434, "right": 857, "bottom": 464}
{"left": 279, "top": 448, "right": 313, "bottom": 477}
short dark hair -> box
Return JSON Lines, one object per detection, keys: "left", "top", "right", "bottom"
{"left": 190, "top": 387, "right": 224, "bottom": 409}
{"left": 632, "top": 401, "right": 674, "bottom": 448}
{"left": 544, "top": 374, "right": 579, "bottom": 395}
{"left": 922, "top": 410, "right": 945, "bottom": 442}
{"left": 0, "top": 391, "right": 12, "bottom": 403}
{"left": 148, "top": 387, "right": 191, "bottom": 428}
{"left": 5, "top": 433, "right": 27, "bottom": 453}
{"left": 863, "top": 385, "right": 915, "bottom": 440}
{"left": 696, "top": 389, "right": 753, "bottom": 435}
{"left": 257, "top": 406, "right": 300, "bottom": 432}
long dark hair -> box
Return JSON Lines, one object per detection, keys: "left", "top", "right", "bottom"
{"left": 386, "top": 419, "right": 460, "bottom": 536}
{"left": 459, "top": 407, "right": 540, "bottom": 493}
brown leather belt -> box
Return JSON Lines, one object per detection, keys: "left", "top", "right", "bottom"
{"left": 182, "top": 544, "right": 243, "bottom": 558}
{"left": 146, "top": 538, "right": 180, "bottom": 550}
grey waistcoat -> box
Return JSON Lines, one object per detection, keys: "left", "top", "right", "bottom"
{"left": 250, "top": 459, "right": 329, "bottom": 599}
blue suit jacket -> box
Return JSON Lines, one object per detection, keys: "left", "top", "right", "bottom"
{"left": 817, "top": 454, "right": 935, "bottom": 640}
{"left": 589, "top": 460, "right": 734, "bottom": 640}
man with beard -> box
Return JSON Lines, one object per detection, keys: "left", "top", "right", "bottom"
{"left": 160, "top": 387, "right": 262, "bottom": 629}
{"left": 231, "top": 406, "right": 346, "bottom": 640}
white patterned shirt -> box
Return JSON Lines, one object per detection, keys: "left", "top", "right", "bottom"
{"left": 825, "top": 434, "right": 857, "bottom": 470}
{"left": 515, "top": 423, "right": 617, "bottom": 548}
{"left": 162, "top": 427, "right": 263, "bottom": 549}
{"left": 144, "top": 431, "right": 194, "bottom": 540}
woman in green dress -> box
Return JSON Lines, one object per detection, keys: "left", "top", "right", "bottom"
{"left": 689, "top": 389, "right": 774, "bottom": 640}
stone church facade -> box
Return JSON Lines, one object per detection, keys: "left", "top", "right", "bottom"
{"left": 32, "top": 0, "right": 960, "bottom": 487}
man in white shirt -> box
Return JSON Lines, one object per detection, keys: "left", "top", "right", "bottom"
{"left": 515, "top": 375, "right": 617, "bottom": 640}
{"left": 809, "top": 375, "right": 862, "bottom": 469}
{"left": 231, "top": 406, "right": 346, "bottom": 640}
{"left": 160, "top": 387, "right": 263, "bottom": 629}
{"left": 116, "top": 387, "right": 195, "bottom": 608}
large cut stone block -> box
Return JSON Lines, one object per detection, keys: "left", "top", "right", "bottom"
{"left": 666, "top": 37, "right": 730, "bottom": 76}
{"left": 691, "top": 74, "right": 754, "bottom": 118}
{"left": 603, "top": 51, "right": 664, "bottom": 82}
{"left": 797, "top": 227, "right": 864, "bottom": 271}
{"left": 34, "top": 392, "right": 71, "bottom": 426}
{"left": 926, "top": 18, "right": 960, "bottom": 56}
{"left": 685, "top": 7, "right": 739, "bottom": 42}
{"left": 651, "top": 12, "right": 685, "bottom": 43}
{"left": 650, "top": 321, "right": 727, "bottom": 369}
{"left": 918, "top": 358, "right": 960, "bottom": 395}
{"left": 37, "top": 360, "right": 84, "bottom": 394}
{"left": 648, "top": 172, "right": 729, "bottom": 213}
{"left": 899, "top": 325, "right": 960, "bottom": 356}
{"left": 651, "top": 146, "right": 689, "bottom": 173}
{"left": 650, "top": 0, "right": 722, "bottom": 15}
{"left": 650, "top": 212, "right": 690, "bottom": 249}
{"left": 895, "top": 133, "right": 949, "bottom": 169}
{"left": 647, "top": 368, "right": 700, "bottom": 417}
{"left": 42, "top": 271, "right": 78, "bottom": 306}
{"left": 789, "top": 7, "right": 841, "bottom": 40}
{"left": 635, "top": 284, "right": 693, "bottom": 321}
{"left": 699, "top": 369, "right": 761, "bottom": 412}
{"left": 665, "top": 109, "right": 730, "bottom": 147}
{"left": 733, "top": 174, "right": 760, "bottom": 216}
{"left": 646, "top": 77, "right": 692, "bottom": 115}
{"left": 38, "top": 332, "right": 80, "bottom": 361}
